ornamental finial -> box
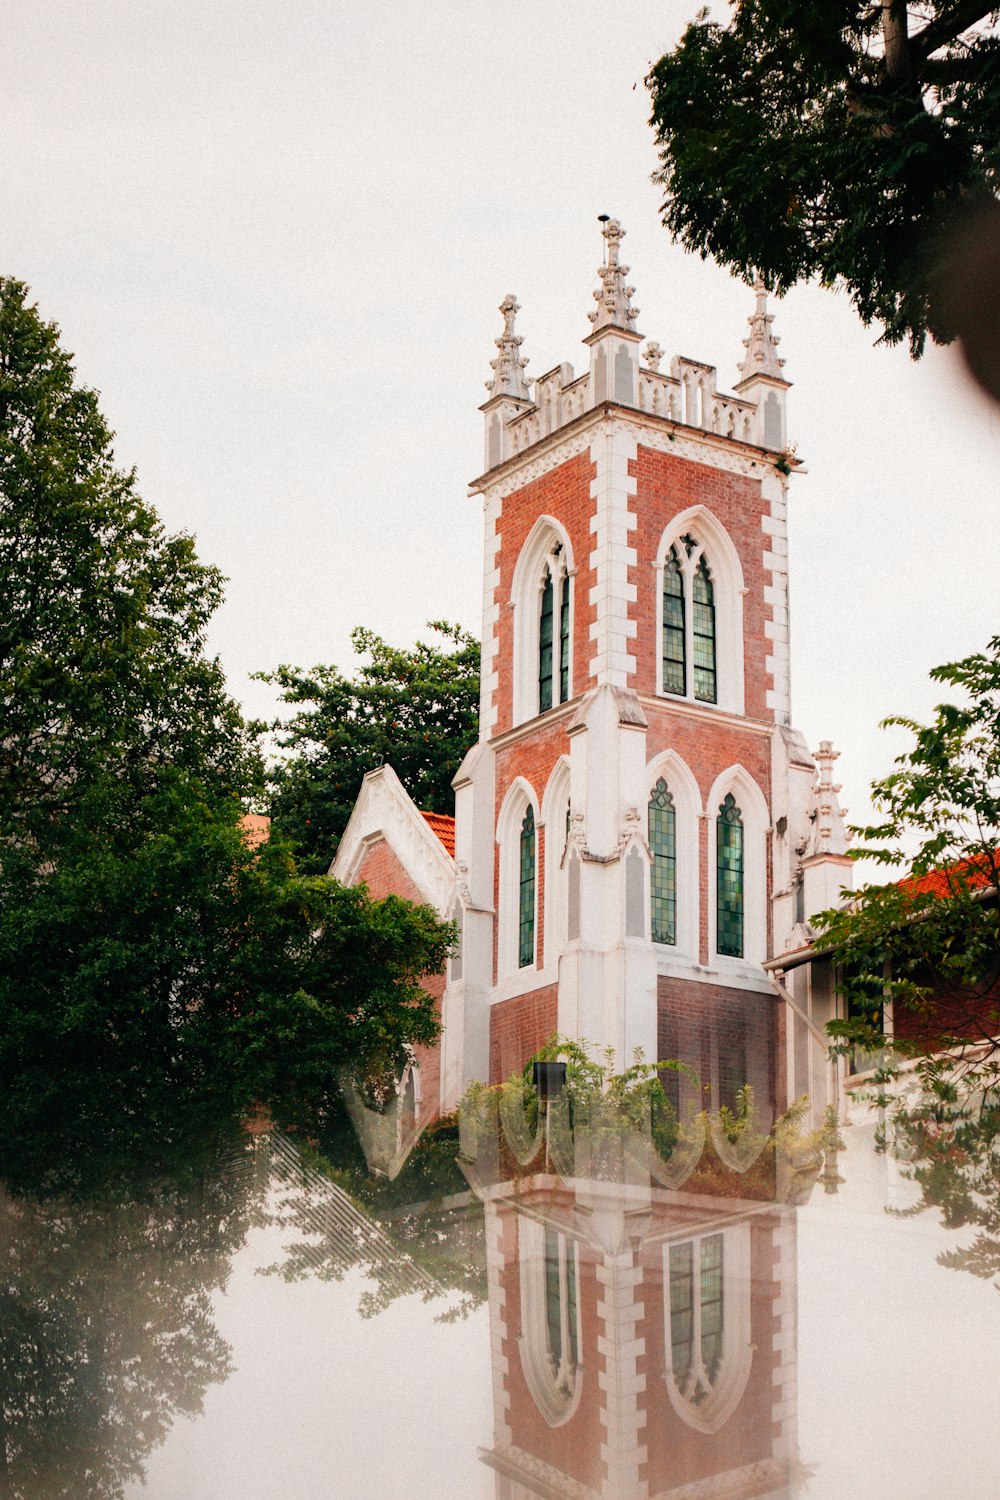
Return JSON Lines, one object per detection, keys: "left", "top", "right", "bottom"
{"left": 485, "top": 293, "right": 531, "bottom": 401}
{"left": 588, "top": 218, "right": 640, "bottom": 333}
{"left": 740, "top": 274, "right": 786, "bottom": 381}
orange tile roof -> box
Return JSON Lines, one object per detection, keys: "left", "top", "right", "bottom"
{"left": 421, "top": 811, "right": 456, "bottom": 857}
{"left": 897, "top": 856, "right": 994, "bottom": 899}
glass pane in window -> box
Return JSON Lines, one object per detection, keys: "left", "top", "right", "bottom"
{"left": 648, "top": 778, "right": 677, "bottom": 945}
{"left": 559, "top": 572, "right": 571, "bottom": 704}
{"left": 669, "top": 1241, "right": 694, "bottom": 1382}
{"left": 544, "top": 1226, "right": 562, "bottom": 1368}
{"left": 662, "top": 548, "right": 685, "bottom": 695}
{"left": 693, "top": 557, "right": 717, "bottom": 703}
{"left": 716, "top": 795, "right": 743, "bottom": 957}
{"left": 539, "top": 571, "right": 554, "bottom": 713}
{"left": 519, "top": 807, "right": 536, "bottom": 968}
{"left": 700, "top": 1234, "right": 724, "bottom": 1384}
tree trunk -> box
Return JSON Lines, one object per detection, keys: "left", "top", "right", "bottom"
{"left": 881, "top": 0, "right": 914, "bottom": 86}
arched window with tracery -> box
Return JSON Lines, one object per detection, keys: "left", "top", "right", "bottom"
{"left": 663, "top": 1224, "right": 752, "bottom": 1435}
{"left": 518, "top": 1216, "right": 584, "bottom": 1427}
{"left": 655, "top": 512, "right": 746, "bottom": 713}
{"left": 512, "top": 521, "right": 575, "bottom": 725}
{"left": 519, "top": 806, "right": 536, "bottom": 968}
{"left": 716, "top": 794, "right": 744, "bottom": 958}
{"left": 648, "top": 777, "right": 677, "bottom": 945}
{"left": 661, "top": 534, "right": 717, "bottom": 704}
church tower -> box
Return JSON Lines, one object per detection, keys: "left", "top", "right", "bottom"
{"left": 446, "top": 219, "right": 849, "bottom": 1110}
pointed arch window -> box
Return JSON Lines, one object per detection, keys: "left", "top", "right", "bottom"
{"left": 519, "top": 807, "right": 536, "bottom": 968}
{"left": 663, "top": 1224, "right": 753, "bottom": 1435}
{"left": 513, "top": 526, "right": 575, "bottom": 726}
{"left": 648, "top": 778, "right": 677, "bottom": 946}
{"left": 659, "top": 536, "right": 718, "bottom": 705}
{"left": 518, "top": 1217, "right": 584, "bottom": 1426}
{"left": 669, "top": 1233, "right": 724, "bottom": 1408}
{"left": 716, "top": 794, "right": 744, "bottom": 958}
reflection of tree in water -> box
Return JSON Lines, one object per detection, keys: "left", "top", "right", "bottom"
{"left": 879, "top": 1069, "right": 1000, "bottom": 1286}
{"left": 0, "top": 1126, "right": 267, "bottom": 1500}
{"left": 264, "top": 1107, "right": 487, "bottom": 1321}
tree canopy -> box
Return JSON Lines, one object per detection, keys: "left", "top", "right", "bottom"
{"left": 816, "top": 636, "right": 1000, "bottom": 1072}
{"left": 262, "top": 621, "right": 480, "bottom": 874}
{"left": 647, "top": 3, "right": 1000, "bottom": 354}
{"left": 0, "top": 278, "right": 258, "bottom": 850}
{"left": 0, "top": 279, "right": 453, "bottom": 1184}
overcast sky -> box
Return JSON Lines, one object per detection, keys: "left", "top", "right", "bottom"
{"left": 5, "top": 1, "right": 999, "bottom": 846}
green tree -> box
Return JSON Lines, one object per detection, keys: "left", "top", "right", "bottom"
{"left": 261, "top": 621, "right": 480, "bottom": 874}
{"left": 0, "top": 278, "right": 258, "bottom": 850}
{"left": 0, "top": 280, "right": 453, "bottom": 1175}
{"left": 816, "top": 636, "right": 1000, "bottom": 1072}
{"left": 647, "top": 3, "right": 1000, "bottom": 354}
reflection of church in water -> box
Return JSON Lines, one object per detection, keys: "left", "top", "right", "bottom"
{"left": 333, "top": 218, "right": 852, "bottom": 1496}
{"left": 458, "top": 1095, "right": 815, "bottom": 1500}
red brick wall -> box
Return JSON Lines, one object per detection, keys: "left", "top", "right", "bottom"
{"left": 354, "top": 837, "right": 445, "bottom": 1119}
{"left": 629, "top": 445, "right": 772, "bottom": 720}
{"left": 491, "top": 452, "right": 596, "bottom": 736}
{"left": 657, "top": 975, "right": 781, "bottom": 1119}
{"left": 490, "top": 983, "right": 559, "bottom": 1083}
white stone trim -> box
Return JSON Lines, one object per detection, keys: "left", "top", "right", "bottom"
{"left": 652, "top": 505, "right": 746, "bottom": 717}
{"left": 760, "top": 472, "right": 791, "bottom": 724}
{"left": 330, "top": 764, "right": 455, "bottom": 915}
{"left": 595, "top": 1251, "right": 646, "bottom": 1498}
{"left": 542, "top": 756, "right": 572, "bottom": 963}
{"left": 485, "top": 1203, "right": 513, "bottom": 1447}
{"left": 706, "top": 765, "right": 770, "bottom": 969}
{"left": 588, "top": 425, "right": 638, "bottom": 687}
{"left": 496, "top": 776, "right": 541, "bottom": 980}
{"left": 480, "top": 492, "right": 503, "bottom": 738}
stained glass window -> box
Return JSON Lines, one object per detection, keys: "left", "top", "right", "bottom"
{"left": 648, "top": 778, "right": 677, "bottom": 945}
{"left": 559, "top": 572, "right": 571, "bottom": 703}
{"left": 669, "top": 1234, "right": 725, "bottom": 1407}
{"left": 519, "top": 807, "right": 536, "bottom": 968}
{"left": 693, "top": 556, "right": 717, "bottom": 703}
{"left": 716, "top": 794, "right": 743, "bottom": 957}
{"left": 539, "top": 570, "right": 554, "bottom": 713}
{"left": 662, "top": 547, "right": 685, "bottom": 695}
